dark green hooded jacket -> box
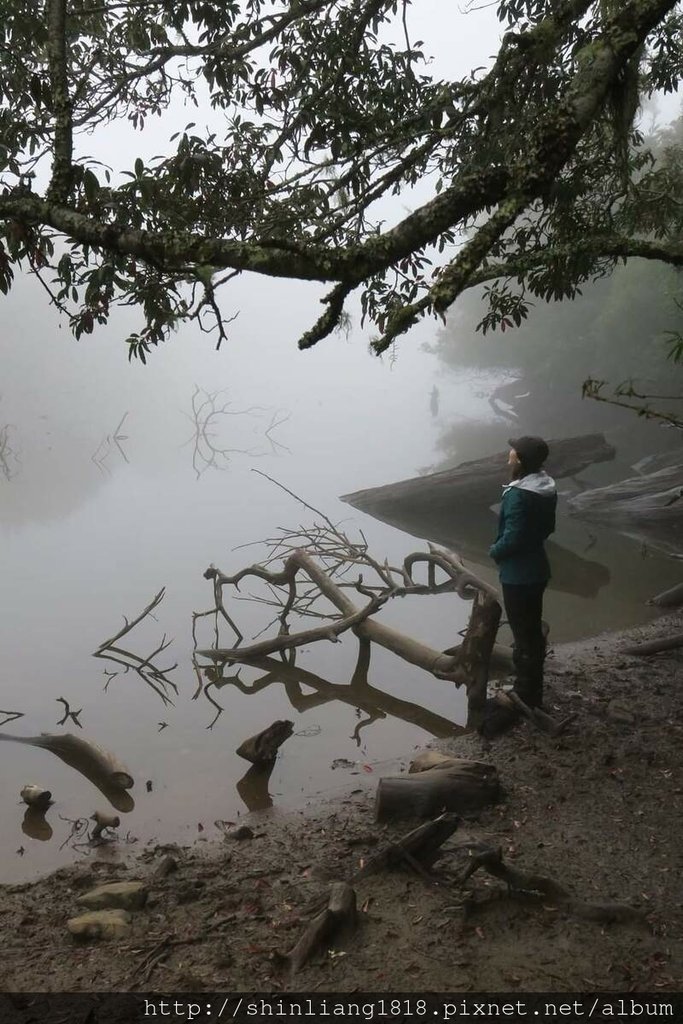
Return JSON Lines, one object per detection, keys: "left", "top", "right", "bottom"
{"left": 489, "top": 471, "right": 557, "bottom": 585}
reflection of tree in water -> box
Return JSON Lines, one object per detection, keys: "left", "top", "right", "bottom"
{"left": 90, "top": 412, "right": 130, "bottom": 476}
{"left": 183, "top": 385, "right": 290, "bottom": 479}
{"left": 0, "top": 423, "right": 20, "bottom": 480}
{"left": 198, "top": 642, "right": 464, "bottom": 740}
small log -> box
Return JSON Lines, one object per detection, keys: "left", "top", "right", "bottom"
{"left": 356, "top": 812, "right": 460, "bottom": 877}
{"left": 647, "top": 582, "right": 683, "bottom": 608}
{"left": 236, "top": 720, "right": 293, "bottom": 764}
{"left": 622, "top": 632, "right": 683, "bottom": 656}
{"left": 375, "top": 762, "right": 499, "bottom": 823}
{"left": 287, "top": 882, "right": 356, "bottom": 973}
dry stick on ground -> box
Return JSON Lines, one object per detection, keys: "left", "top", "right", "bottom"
{"left": 94, "top": 588, "right": 178, "bottom": 705}
{"left": 506, "top": 691, "right": 577, "bottom": 737}
{"left": 622, "top": 632, "right": 683, "bottom": 656}
{"left": 458, "top": 842, "right": 647, "bottom": 925}
{"left": 286, "top": 882, "right": 357, "bottom": 975}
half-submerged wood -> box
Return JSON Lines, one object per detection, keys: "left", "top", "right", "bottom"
{"left": 340, "top": 435, "right": 615, "bottom": 599}
{"left": 236, "top": 720, "right": 293, "bottom": 764}
{"left": 342, "top": 434, "right": 615, "bottom": 516}
{"left": 568, "top": 464, "right": 683, "bottom": 556}
{"left": 0, "top": 732, "right": 134, "bottom": 812}
{"left": 375, "top": 759, "right": 500, "bottom": 823}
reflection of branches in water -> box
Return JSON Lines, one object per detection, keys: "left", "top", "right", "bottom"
{"left": 194, "top": 642, "right": 463, "bottom": 743}
{"left": 91, "top": 412, "right": 130, "bottom": 475}
{"left": 192, "top": 476, "right": 501, "bottom": 728}
{"left": 94, "top": 588, "right": 178, "bottom": 705}
{"left": 56, "top": 697, "right": 83, "bottom": 728}
{"left": 0, "top": 423, "right": 20, "bottom": 481}
{"left": 183, "top": 386, "right": 290, "bottom": 479}
{"left": 0, "top": 709, "right": 24, "bottom": 727}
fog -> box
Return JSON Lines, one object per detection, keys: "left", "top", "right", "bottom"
{"left": 1, "top": 3, "right": 681, "bottom": 881}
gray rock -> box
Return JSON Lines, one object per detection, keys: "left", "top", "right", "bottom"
{"left": 76, "top": 881, "right": 148, "bottom": 911}
{"left": 67, "top": 909, "right": 132, "bottom": 940}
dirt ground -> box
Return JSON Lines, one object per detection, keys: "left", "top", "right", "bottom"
{"left": 2, "top": 610, "right": 682, "bottom": 993}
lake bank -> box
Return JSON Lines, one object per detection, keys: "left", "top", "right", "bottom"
{"left": 3, "top": 608, "right": 682, "bottom": 992}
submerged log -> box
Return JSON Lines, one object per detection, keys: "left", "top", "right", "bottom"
{"left": 0, "top": 732, "right": 135, "bottom": 812}
{"left": 341, "top": 435, "right": 615, "bottom": 599}
{"left": 287, "top": 882, "right": 357, "bottom": 974}
{"left": 375, "top": 760, "right": 500, "bottom": 823}
{"left": 342, "top": 434, "right": 615, "bottom": 515}
{"left": 568, "top": 464, "right": 683, "bottom": 555}
{"left": 236, "top": 720, "right": 293, "bottom": 764}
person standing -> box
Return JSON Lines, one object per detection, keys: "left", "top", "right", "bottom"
{"left": 489, "top": 436, "right": 557, "bottom": 708}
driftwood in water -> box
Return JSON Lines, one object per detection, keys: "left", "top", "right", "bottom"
{"left": 236, "top": 720, "right": 294, "bottom": 764}
{"left": 91, "top": 811, "right": 121, "bottom": 839}
{"left": 458, "top": 841, "right": 646, "bottom": 925}
{"left": 342, "top": 434, "right": 615, "bottom": 515}
{"left": 20, "top": 784, "right": 52, "bottom": 810}
{"left": 356, "top": 812, "right": 460, "bottom": 878}
{"left": 0, "top": 732, "right": 135, "bottom": 812}
{"left": 622, "top": 632, "right": 683, "bottom": 657}
{"left": 647, "top": 582, "right": 683, "bottom": 608}
{"left": 375, "top": 760, "right": 500, "bottom": 823}
{"left": 568, "top": 464, "right": 683, "bottom": 556}
{"left": 340, "top": 435, "right": 614, "bottom": 599}
{"left": 287, "top": 882, "right": 357, "bottom": 974}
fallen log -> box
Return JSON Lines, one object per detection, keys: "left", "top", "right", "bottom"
{"left": 647, "top": 582, "right": 683, "bottom": 608}
{"left": 458, "top": 842, "right": 646, "bottom": 925}
{"left": 622, "top": 632, "right": 683, "bottom": 656}
{"left": 287, "top": 882, "right": 357, "bottom": 974}
{"left": 236, "top": 720, "right": 293, "bottom": 764}
{"left": 375, "top": 760, "right": 500, "bottom": 823}
{"left": 356, "top": 811, "right": 460, "bottom": 877}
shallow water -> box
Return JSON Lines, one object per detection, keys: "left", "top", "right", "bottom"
{"left": 0, "top": 275, "right": 678, "bottom": 883}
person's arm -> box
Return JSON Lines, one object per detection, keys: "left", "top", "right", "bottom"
{"left": 489, "top": 489, "right": 527, "bottom": 561}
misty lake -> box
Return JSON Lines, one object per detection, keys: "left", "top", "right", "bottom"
{"left": 1, "top": 273, "right": 680, "bottom": 883}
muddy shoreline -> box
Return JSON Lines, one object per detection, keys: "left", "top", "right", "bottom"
{"left": 2, "top": 610, "right": 682, "bottom": 992}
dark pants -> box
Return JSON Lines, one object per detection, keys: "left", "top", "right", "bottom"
{"left": 502, "top": 582, "right": 548, "bottom": 707}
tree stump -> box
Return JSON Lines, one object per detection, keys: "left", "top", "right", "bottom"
{"left": 375, "top": 759, "right": 500, "bottom": 822}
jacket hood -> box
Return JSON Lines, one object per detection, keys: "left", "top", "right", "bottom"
{"left": 503, "top": 470, "right": 557, "bottom": 497}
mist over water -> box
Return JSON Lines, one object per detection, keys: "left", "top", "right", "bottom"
{"left": 0, "top": 271, "right": 678, "bottom": 882}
